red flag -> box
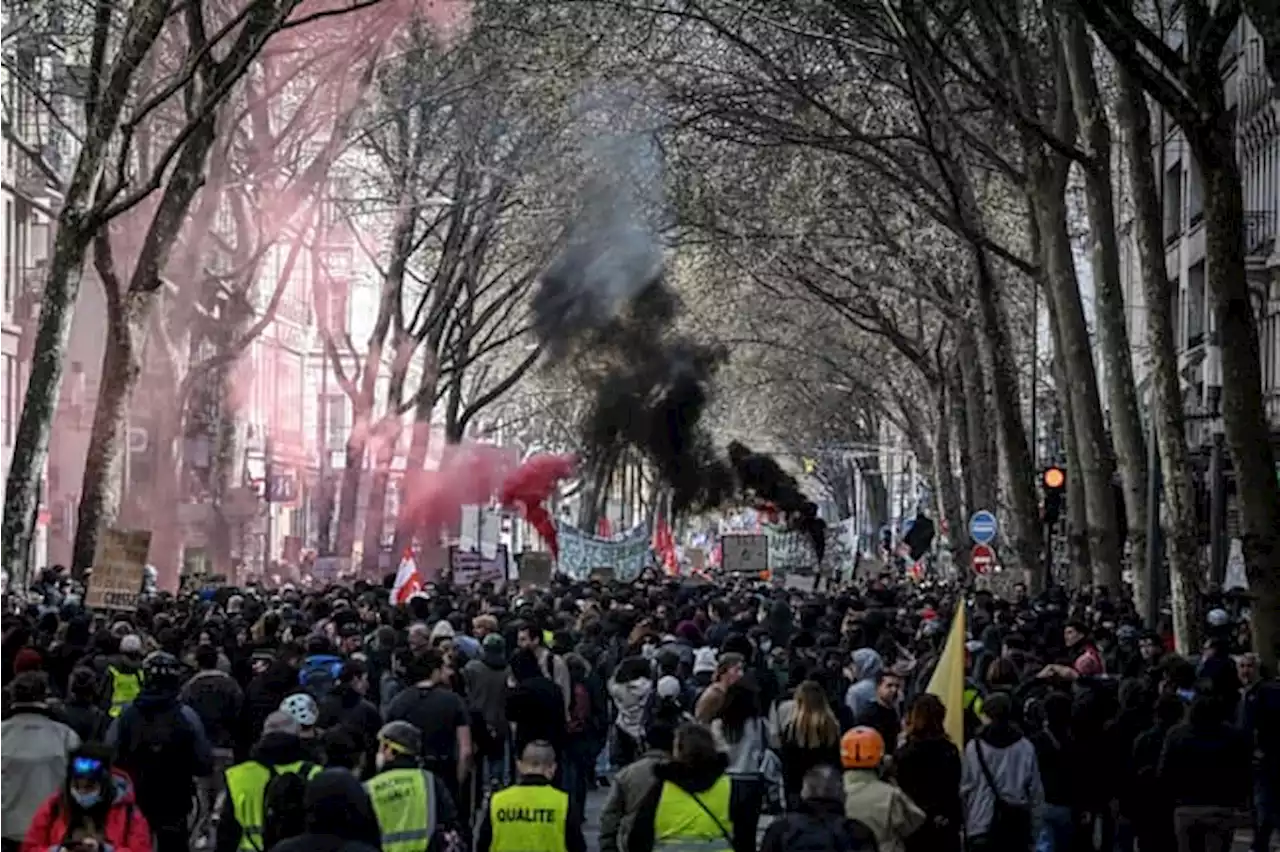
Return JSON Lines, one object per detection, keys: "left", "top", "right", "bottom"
{"left": 597, "top": 516, "right": 613, "bottom": 538}
{"left": 652, "top": 515, "right": 678, "bottom": 575}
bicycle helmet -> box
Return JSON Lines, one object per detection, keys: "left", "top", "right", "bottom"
{"left": 280, "top": 692, "right": 319, "bottom": 727}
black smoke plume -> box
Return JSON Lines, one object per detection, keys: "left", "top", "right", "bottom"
{"left": 533, "top": 169, "right": 825, "bottom": 562}
{"left": 728, "top": 442, "right": 826, "bottom": 563}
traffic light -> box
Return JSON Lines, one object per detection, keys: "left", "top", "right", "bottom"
{"left": 1042, "top": 466, "right": 1066, "bottom": 526}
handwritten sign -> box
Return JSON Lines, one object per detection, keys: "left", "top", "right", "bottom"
{"left": 86, "top": 529, "right": 151, "bottom": 611}
{"left": 518, "top": 551, "right": 553, "bottom": 588}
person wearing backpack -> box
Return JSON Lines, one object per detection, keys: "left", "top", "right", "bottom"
{"left": 107, "top": 652, "right": 213, "bottom": 852}
{"left": 300, "top": 636, "right": 345, "bottom": 701}
{"left": 364, "top": 722, "right": 459, "bottom": 852}
{"left": 959, "top": 692, "right": 1044, "bottom": 852}
{"left": 759, "top": 765, "right": 877, "bottom": 852}
{"left": 215, "top": 711, "right": 321, "bottom": 852}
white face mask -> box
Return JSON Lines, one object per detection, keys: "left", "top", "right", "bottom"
{"left": 375, "top": 752, "right": 388, "bottom": 772}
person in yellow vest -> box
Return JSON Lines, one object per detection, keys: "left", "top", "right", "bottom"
{"left": 626, "top": 722, "right": 736, "bottom": 852}
{"left": 476, "top": 740, "right": 586, "bottom": 852}
{"left": 365, "top": 721, "right": 460, "bottom": 852}
{"left": 214, "top": 711, "right": 321, "bottom": 852}
{"left": 103, "top": 634, "right": 145, "bottom": 718}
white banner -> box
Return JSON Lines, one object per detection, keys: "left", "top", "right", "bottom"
{"left": 763, "top": 521, "right": 857, "bottom": 576}
{"left": 557, "top": 522, "right": 650, "bottom": 582}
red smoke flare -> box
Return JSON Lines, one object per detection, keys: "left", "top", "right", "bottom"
{"left": 499, "top": 454, "right": 576, "bottom": 560}
{"left": 399, "top": 442, "right": 519, "bottom": 536}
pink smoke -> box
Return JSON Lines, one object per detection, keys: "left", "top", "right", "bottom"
{"left": 499, "top": 454, "right": 576, "bottom": 560}
{"left": 399, "top": 442, "right": 520, "bottom": 534}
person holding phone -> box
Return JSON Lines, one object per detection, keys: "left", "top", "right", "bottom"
{"left": 21, "top": 744, "right": 153, "bottom": 852}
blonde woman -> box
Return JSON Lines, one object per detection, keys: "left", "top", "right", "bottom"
{"left": 776, "top": 680, "right": 842, "bottom": 802}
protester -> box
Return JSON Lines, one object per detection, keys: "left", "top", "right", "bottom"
{"left": 2, "top": 672, "right": 82, "bottom": 852}
{"left": 759, "top": 765, "right": 876, "bottom": 852}
{"left": 21, "top": 744, "right": 153, "bottom": 852}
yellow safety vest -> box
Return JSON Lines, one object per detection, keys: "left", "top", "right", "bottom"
{"left": 652, "top": 776, "right": 733, "bottom": 852}
{"left": 225, "top": 759, "right": 321, "bottom": 851}
{"left": 108, "top": 665, "right": 142, "bottom": 718}
{"left": 488, "top": 783, "right": 569, "bottom": 852}
{"left": 366, "top": 768, "right": 438, "bottom": 852}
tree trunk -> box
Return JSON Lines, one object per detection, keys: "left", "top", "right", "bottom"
{"left": 949, "top": 363, "right": 976, "bottom": 518}
{"left": 1188, "top": 122, "right": 1280, "bottom": 668}
{"left": 1032, "top": 171, "right": 1124, "bottom": 592}
{"left": 334, "top": 429, "right": 366, "bottom": 559}
{"left": 360, "top": 428, "right": 396, "bottom": 574}
{"left": 71, "top": 292, "right": 148, "bottom": 575}
{"left": 1052, "top": 306, "right": 1093, "bottom": 587}
{"left": 956, "top": 329, "right": 997, "bottom": 514}
{"left": 1063, "top": 16, "right": 1150, "bottom": 594}
{"left": 933, "top": 383, "right": 968, "bottom": 571}
{"left": 1, "top": 226, "right": 94, "bottom": 584}
{"left": 1115, "top": 64, "right": 1202, "bottom": 642}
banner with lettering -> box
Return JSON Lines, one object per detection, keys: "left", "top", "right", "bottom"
{"left": 557, "top": 522, "right": 651, "bottom": 583}
{"left": 764, "top": 519, "right": 857, "bottom": 578}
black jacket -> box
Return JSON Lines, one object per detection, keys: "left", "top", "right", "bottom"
{"left": 183, "top": 669, "right": 245, "bottom": 750}
{"left": 269, "top": 768, "right": 383, "bottom": 852}
{"left": 758, "top": 797, "right": 877, "bottom": 852}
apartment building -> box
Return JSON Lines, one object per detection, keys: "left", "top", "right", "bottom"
{"left": 1117, "top": 14, "right": 1280, "bottom": 441}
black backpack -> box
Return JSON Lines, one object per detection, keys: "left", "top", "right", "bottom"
{"left": 261, "top": 763, "right": 315, "bottom": 850}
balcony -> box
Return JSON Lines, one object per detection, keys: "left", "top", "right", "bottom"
{"left": 1245, "top": 211, "right": 1276, "bottom": 257}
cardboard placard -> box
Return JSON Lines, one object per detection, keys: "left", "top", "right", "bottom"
{"left": 688, "top": 547, "right": 706, "bottom": 573}
{"left": 449, "top": 544, "right": 509, "bottom": 587}
{"left": 721, "top": 533, "right": 767, "bottom": 574}
{"left": 518, "top": 551, "right": 553, "bottom": 588}
{"left": 86, "top": 529, "right": 152, "bottom": 611}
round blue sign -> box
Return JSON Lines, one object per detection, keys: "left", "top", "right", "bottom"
{"left": 969, "top": 510, "right": 998, "bottom": 544}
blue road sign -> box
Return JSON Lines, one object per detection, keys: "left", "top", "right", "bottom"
{"left": 969, "top": 510, "right": 998, "bottom": 544}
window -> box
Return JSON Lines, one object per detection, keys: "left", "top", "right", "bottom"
{"left": 276, "top": 350, "right": 303, "bottom": 442}
{"left": 1187, "top": 157, "right": 1204, "bottom": 225}
{"left": 1187, "top": 261, "right": 1206, "bottom": 348}
{"left": 318, "top": 277, "right": 350, "bottom": 333}
{"left": 1164, "top": 163, "right": 1183, "bottom": 242}
{"left": 5, "top": 199, "right": 16, "bottom": 317}
{"left": 1171, "top": 283, "right": 1182, "bottom": 350}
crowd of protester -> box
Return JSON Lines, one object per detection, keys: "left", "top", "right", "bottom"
{"left": 2, "top": 564, "right": 1277, "bottom": 852}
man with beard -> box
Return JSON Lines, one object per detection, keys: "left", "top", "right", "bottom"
{"left": 107, "top": 652, "right": 213, "bottom": 852}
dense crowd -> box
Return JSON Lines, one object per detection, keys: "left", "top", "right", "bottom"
{"left": 2, "top": 565, "right": 1276, "bottom": 852}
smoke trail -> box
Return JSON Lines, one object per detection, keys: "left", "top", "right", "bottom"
{"left": 728, "top": 441, "right": 826, "bottom": 563}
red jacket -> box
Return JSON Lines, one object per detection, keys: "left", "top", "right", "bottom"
{"left": 22, "top": 771, "right": 152, "bottom": 852}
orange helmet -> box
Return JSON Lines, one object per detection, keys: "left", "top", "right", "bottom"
{"left": 841, "top": 726, "right": 885, "bottom": 769}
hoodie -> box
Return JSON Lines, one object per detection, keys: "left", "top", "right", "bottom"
{"left": 959, "top": 721, "right": 1044, "bottom": 839}
{"left": 270, "top": 769, "right": 382, "bottom": 852}
{"left": 626, "top": 752, "right": 732, "bottom": 852}
{"left": 213, "top": 732, "right": 315, "bottom": 852}
{"left": 462, "top": 655, "right": 509, "bottom": 745}
{"left": 843, "top": 649, "right": 883, "bottom": 720}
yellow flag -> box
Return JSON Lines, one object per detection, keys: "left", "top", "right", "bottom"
{"left": 926, "top": 604, "right": 967, "bottom": 747}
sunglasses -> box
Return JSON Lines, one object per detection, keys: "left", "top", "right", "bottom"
{"left": 71, "top": 757, "right": 104, "bottom": 778}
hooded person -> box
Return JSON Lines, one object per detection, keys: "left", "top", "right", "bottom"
{"left": 958, "top": 691, "right": 1043, "bottom": 850}
{"left": 20, "top": 744, "right": 153, "bottom": 852}
{"left": 462, "top": 634, "right": 511, "bottom": 790}
{"left": 107, "top": 652, "right": 213, "bottom": 852}
{"left": 843, "top": 649, "right": 884, "bottom": 721}
{"left": 215, "top": 712, "right": 322, "bottom": 852}
{"left": 2, "top": 672, "right": 82, "bottom": 848}
{"left": 269, "top": 769, "right": 383, "bottom": 852}
{"left": 624, "top": 722, "right": 735, "bottom": 852}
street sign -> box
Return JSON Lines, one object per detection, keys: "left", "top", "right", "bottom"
{"left": 971, "top": 543, "right": 996, "bottom": 575}
{"left": 969, "top": 510, "right": 998, "bottom": 544}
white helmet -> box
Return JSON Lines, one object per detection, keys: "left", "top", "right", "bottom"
{"left": 1207, "top": 608, "right": 1230, "bottom": 627}
{"left": 280, "top": 693, "right": 319, "bottom": 727}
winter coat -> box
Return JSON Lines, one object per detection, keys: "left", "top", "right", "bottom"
{"left": 599, "top": 751, "right": 667, "bottom": 852}
{"left": 506, "top": 676, "right": 566, "bottom": 752}
{"left": 758, "top": 797, "right": 877, "bottom": 852}
{"left": 462, "top": 657, "right": 509, "bottom": 743}
{"left": 2, "top": 705, "right": 82, "bottom": 841}
{"left": 842, "top": 768, "right": 926, "bottom": 852}
{"left": 107, "top": 689, "right": 214, "bottom": 830}
{"left": 182, "top": 669, "right": 245, "bottom": 749}
{"left": 21, "top": 771, "right": 152, "bottom": 852}
{"left": 895, "top": 734, "right": 962, "bottom": 852}
{"left": 1158, "top": 716, "right": 1251, "bottom": 809}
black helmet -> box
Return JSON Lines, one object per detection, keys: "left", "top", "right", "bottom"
{"left": 143, "top": 651, "right": 183, "bottom": 683}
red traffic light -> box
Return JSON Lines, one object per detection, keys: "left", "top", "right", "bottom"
{"left": 1043, "top": 466, "right": 1066, "bottom": 490}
